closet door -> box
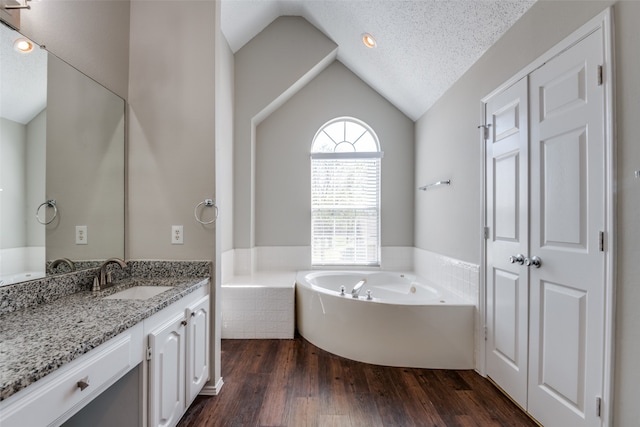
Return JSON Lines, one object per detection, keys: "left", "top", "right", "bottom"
{"left": 485, "top": 77, "right": 529, "bottom": 409}
{"left": 527, "top": 28, "right": 606, "bottom": 427}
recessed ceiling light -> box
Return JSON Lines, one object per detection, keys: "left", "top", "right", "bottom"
{"left": 14, "top": 38, "right": 34, "bottom": 53}
{"left": 362, "top": 33, "right": 377, "bottom": 49}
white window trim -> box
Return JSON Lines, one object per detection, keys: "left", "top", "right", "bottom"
{"left": 310, "top": 152, "right": 384, "bottom": 160}
{"left": 310, "top": 117, "right": 382, "bottom": 267}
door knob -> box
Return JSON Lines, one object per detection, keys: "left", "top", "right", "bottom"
{"left": 509, "top": 254, "right": 525, "bottom": 265}
{"left": 525, "top": 256, "right": 542, "bottom": 268}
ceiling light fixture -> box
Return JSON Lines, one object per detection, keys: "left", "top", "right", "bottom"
{"left": 362, "top": 33, "right": 377, "bottom": 49}
{"left": 14, "top": 38, "right": 34, "bottom": 53}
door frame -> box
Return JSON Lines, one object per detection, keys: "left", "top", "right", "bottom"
{"left": 478, "top": 7, "right": 616, "bottom": 425}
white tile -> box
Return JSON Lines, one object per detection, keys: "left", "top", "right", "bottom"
{"left": 221, "top": 249, "right": 235, "bottom": 284}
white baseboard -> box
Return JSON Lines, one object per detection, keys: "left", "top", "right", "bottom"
{"left": 199, "top": 377, "right": 224, "bottom": 396}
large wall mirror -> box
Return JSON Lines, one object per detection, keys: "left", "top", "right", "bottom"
{"left": 0, "top": 22, "right": 125, "bottom": 286}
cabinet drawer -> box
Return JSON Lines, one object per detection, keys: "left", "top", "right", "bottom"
{"left": 0, "top": 323, "right": 143, "bottom": 427}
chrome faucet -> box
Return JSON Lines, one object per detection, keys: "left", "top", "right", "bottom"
{"left": 351, "top": 279, "right": 367, "bottom": 298}
{"left": 50, "top": 257, "right": 75, "bottom": 273}
{"left": 93, "top": 258, "right": 127, "bottom": 292}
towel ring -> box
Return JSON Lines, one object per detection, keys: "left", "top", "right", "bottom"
{"left": 194, "top": 199, "right": 218, "bottom": 225}
{"left": 36, "top": 199, "right": 58, "bottom": 225}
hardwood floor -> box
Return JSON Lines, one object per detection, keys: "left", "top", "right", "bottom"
{"left": 178, "top": 336, "right": 537, "bottom": 427}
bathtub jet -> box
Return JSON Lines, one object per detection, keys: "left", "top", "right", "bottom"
{"left": 295, "top": 270, "right": 475, "bottom": 369}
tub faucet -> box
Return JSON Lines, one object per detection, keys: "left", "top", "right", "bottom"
{"left": 93, "top": 258, "right": 127, "bottom": 292}
{"left": 351, "top": 279, "right": 366, "bottom": 298}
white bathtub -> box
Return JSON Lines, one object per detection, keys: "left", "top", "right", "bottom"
{"left": 295, "top": 270, "right": 475, "bottom": 369}
{"left": 0, "top": 271, "right": 46, "bottom": 287}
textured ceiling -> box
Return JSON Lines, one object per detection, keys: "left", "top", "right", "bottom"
{"left": 0, "top": 23, "right": 47, "bottom": 124}
{"left": 221, "top": 0, "right": 536, "bottom": 120}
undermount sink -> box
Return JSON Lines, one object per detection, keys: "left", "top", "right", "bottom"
{"left": 103, "top": 286, "right": 173, "bottom": 300}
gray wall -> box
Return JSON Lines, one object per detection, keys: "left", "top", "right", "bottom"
{"left": 18, "top": 0, "right": 130, "bottom": 100}
{"left": 0, "top": 118, "right": 26, "bottom": 249}
{"left": 255, "top": 61, "right": 414, "bottom": 247}
{"left": 414, "top": 1, "right": 639, "bottom": 424}
{"left": 0, "top": 111, "right": 45, "bottom": 250}
{"left": 127, "top": 0, "right": 217, "bottom": 261}
{"left": 234, "top": 16, "right": 338, "bottom": 249}
{"left": 611, "top": 3, "right": 640, "bottom": 424}
{"left": 46, "top": 54, "right": 125, "bottom": 261}
{"left": 26, "top": 109, "right": 46, "bottom": 247}
{"left": 127, "top": 0, "right": 220, "bottom": 389}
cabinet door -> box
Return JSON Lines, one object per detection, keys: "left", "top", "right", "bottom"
{"left": 148, "top": 314, "right": 186, "bottom": 427}
{"left": 186, "top": 296, "right": 210, "bottom": 404}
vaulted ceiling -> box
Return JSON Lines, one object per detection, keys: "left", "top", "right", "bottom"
{"left": 221, "top": 0, "right": 536, "bottom": 120}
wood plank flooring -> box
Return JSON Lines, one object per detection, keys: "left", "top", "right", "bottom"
{"left": 178, "top": 336, "right": 537, "bottom": 427}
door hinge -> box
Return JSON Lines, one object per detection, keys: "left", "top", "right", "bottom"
{"left": 596, "top": 396, "right": 602, "bottom": 417}
{"left": 146, "top": 347, "right": 152, "bottom": 361}
{"left": 483, "top": 227, "right": 490, "bottom": 240}
{"left": 478, "top": 124, "right": 491, "bottom": 140}
{"left": 599, "top": 231, "right": 605, "bottom": 252}
{"left": 597, "top": 65, "right": 604, "bottom": 86}
{"left": 484, "top": 325, "right": 488, "bottom": 341}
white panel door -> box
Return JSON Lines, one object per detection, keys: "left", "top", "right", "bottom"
{"left": 485, "top": 77, "right": 529, "bottom": 409}
{"left": 149, "top": 314, "right": 186, "bottom": 427}
{"left": 186, "top": 296, "right": 210, "bottom": 405}
{"left": 528, "top": 28, "right": 605, "bottom": 427}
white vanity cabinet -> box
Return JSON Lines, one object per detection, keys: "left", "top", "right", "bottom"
{"left": 0, "top": 279, "right": 210, "bottom": 427}
{"left": 146, "top": 294, "right": 210, "bottom": 427}
{"left": 0, "top": 323, "right": 144, "bottom": 427}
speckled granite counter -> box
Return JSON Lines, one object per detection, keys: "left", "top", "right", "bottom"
{"left": 0, "top": 261, "right": 210, "bottom": 401}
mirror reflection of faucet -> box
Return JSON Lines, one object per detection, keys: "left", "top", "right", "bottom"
{"left": 50, "top": 258, "right": 75, "bottom": 273}
{"left": 92, "top": 258, "right": 127, "bottom": 292}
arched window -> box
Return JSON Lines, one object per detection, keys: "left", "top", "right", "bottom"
{"left": 310, "top": 117, "right": 382, "bottom": 266}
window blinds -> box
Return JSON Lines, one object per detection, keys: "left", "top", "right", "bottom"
{"left": 311, "top": 158, "right": 380, "bottom": 266}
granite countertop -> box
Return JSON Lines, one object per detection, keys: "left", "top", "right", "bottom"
{"left": 0, "top": 276, "right": 208, "bottom": 401}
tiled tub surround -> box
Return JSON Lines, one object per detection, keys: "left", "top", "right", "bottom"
{"left": 413, "top": 248, "right": 479, "bottom": 303}
{"left": 0, "top": 261, "right": 210, "bottom": 401}
{"left": 221, "top": 272, "right": 295, "bottom": 339}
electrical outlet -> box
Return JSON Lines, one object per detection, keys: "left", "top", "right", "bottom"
{"left": 76, "top": 226, "right": 88, "bottom": 245}
{"left": 172, "top": 225, "right": 183, "bottom": 244}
